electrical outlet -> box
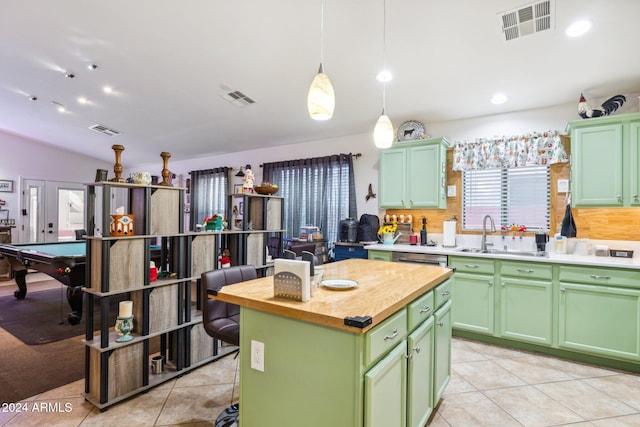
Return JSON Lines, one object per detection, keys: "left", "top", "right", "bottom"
{"left": 447, "top": 185, "right": 456, "bottom": 197}
{"left": 251, "top": 340, "right": 265, "bottom": 372}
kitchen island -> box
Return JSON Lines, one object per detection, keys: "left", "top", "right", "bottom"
{"left": 214, "top": 258, "right": 453, "bottom": 427}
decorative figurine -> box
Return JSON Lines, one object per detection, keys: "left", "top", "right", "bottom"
{"left": 110, "top": 144, "right": 127, "bottom": 183}
{"left": 159, "top": 152, "right": 173, "bottom": 186}
{"left": 243, "top": 165, "right": 255, "bottom": 193}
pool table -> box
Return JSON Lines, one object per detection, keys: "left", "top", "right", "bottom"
{"left": 0, "top": 241, "right": 165, "bottom": 324}
{"left": 0, "top": 241, "right": 87, "bottom": 324}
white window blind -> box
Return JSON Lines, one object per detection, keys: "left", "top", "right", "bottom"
{"left": 462, "top": 165, "right": 550, "bottom": 230}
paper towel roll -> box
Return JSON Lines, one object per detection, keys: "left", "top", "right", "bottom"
{"left": 443, "top": 221, "right": 456, "bottom": 247}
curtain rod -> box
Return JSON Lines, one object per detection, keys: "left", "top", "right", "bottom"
{"left": 259, "top": 152, "right": 361, "bottom": 167}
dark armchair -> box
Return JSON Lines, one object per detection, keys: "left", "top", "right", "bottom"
{"left": 201, "top": 265, "right": 257, "bottom": 427}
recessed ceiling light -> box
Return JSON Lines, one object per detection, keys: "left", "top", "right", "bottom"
{"left": 103, "top": 86, "right": 113, "bottom": 94}
{"left": 376, "top": 69, "right": 393, "bottom": 83}
{"left": 78, "top": 96, "right": 88, "bottom": 104}
{"left": 566, "top": 20, "right": 591, "bottom": 37}
{"left": 490, "top": 93, "right": 508, "bottom": 105}
{"left": 88, "top": 64, "right": 98, "bottom": 70}
{"left": 51, "top": 101, "right": 66, "bottom": 113}
{"left": 65, "top": 72, "right": 75, "bottom": 79}
{"left": 28, "top": 95, "right": 38, "bottom": 101}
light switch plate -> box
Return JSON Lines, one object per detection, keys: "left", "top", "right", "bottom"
{"left": 447, "top": 185, "right": 456, "bottom": 197}
{"left": 557, "top": 179, "right": 569, "bottom": 193}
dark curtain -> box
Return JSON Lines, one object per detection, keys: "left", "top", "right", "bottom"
{"left": 189, "top": 167, "right": 229, "bottom": 230}
{"left": 263, "top": 154, "right": 356, "bottom": 249}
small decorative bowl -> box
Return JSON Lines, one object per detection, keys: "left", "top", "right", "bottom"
{"left": 254, "top": 185, "right": 278, "bottom": 195}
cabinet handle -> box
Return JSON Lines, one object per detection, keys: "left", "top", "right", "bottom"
{"left": 410, "top": 200, "right": 414, "bottom": 205}
{"left": 590, "top": 275, "right": 611, "bottom": 280}
{"left": 464, "top": 264, "right": 479, "bottom": 269}
{"left": 437, "top": 322, "right": 444, "bottom": 327}
{"left": 488, "top": 282, "right": 493, "bottom": 287}
{"left": 441, "top": 291, "right": 450, "bottom": 297}
{"left": 617, "top": 195, "right": 622, "bottom": 201}
{"left": 383, "top": 329, "right": 399, "bottom": 340}
{"left": 405, "top": 346, "right": 421, "bottom": 361}
{"left": 501, "top": 282, "right": 505, "bottom": 288}
{"left": 419, "top": 306, "right": 431, "bottom": 314}
{"left": 401, "top": 200, "right": 405, "bottom": 205}
{"left": 634, "top": 194, "right": 639, "bottom": 200}
{"left": 560, "top": 288, "right": 566, "bottom": 293}
{"left": 517, "top": 269, "right": 534, "bottom": 273}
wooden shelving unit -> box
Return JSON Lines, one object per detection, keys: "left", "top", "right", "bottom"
{"left": 226, "top": 193, "right": 285, "bottom": 274}
{"left": 82, "top": 182, "right": 237, "bottom": 409}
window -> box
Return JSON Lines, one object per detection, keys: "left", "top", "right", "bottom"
{"left": 263, "top": 154, "right": 356, "bottom": 249}
{"left": 189, "top": 168, "right": 229, "bottom": 229}
{"left": 462, "top": 165, "right": 549, "bottom": 230}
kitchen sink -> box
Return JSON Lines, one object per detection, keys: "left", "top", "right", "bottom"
{"left": 456, "top": 247, "right": 548, "bottom": 257}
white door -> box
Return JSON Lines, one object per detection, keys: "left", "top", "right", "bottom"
{"left": 21, "top": 179, "right": 85, "bottom": 243}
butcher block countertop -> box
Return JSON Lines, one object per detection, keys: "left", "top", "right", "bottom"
{"left": 214, "top": 258, "right": 453, "bottom": 333}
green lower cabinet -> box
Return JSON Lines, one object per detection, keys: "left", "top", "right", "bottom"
{"left": 407, "top": 317, "right": 435, "bottom": 427}
{"left": 434, "top": 300, "right": 452, "bottom": 404}
{"left": 368, "top": 250, "right": 393, "bottom": 262}
{"left": 558, "top": 282, "right": 640, "bottom": 361}
{"left": 500, "top": 277, "right": 553, "bottom": 345}
{"left": 452, "top": 273, "right": 494, "bottom": 334}
{"left": 364, "top": 341, "right": 407, "bottom": 427}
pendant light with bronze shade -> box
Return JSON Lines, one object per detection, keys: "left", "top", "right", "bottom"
{"left": 373, "top": 0, "right": 394, "bottom": 149}
{"left": 307, "top": 0, "right": 335, "bottom": 121}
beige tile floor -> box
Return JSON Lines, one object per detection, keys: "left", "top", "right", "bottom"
{"left": 1, "top": 276, "right": 640, "bottom": 426}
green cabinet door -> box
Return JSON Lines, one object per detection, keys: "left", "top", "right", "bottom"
{"left": 368, "top": 250, "right": 393, "bottom": 262}
{"left": 433, "top": 300, "right": 452, "bottom": 405}
{"left": 559, "top": 282, "right": 640, "bottom": 361}
{"left": 407, "top": 144, "right": 445, "bottom": 208}
{"left": 379, "top": 148, "right": 407, "bottom": 208}
{"left": 629, "top": 122, "right": 640, "bottom": 206}
{"left": 407, "top": 316, "right": 435, "bottom": 427}
{"left": 500, "top": 277, "right": 553, "bottom": 345}
{"left": 452, "top": 273, "right": 495, "bottom": 334}
{"left": 364, "top": 341, "right": 407, "bottom": 427}
{"left": 572, "top": 124, "right": 623, "bottom": 206}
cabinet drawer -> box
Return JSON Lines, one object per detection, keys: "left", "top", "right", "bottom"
{"left": 365, "top": 309, "right": 407, "bottom": 367}
{"left": 408, "top": 290, "right": 434, "bottom": 332}
{"left": 501, "top": 260, "right": 552, "bottom": 280}
{"left": 368, "top": 250, "right": 393, "bottom": 262}
{"left": 559, "top": 265, "right": 640, "bottom": 288}
{"left": 449, "top": 256, "right": 494, "bottom": 274}
{"left": 434, "top": 278, "right": 452, "bottom": 309}
{"left": 334, "top": 245, "right": 367, "bottom": 261}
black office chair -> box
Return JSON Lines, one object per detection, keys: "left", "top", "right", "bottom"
{"left": 201, "top": 265, "right": 257, "bottom": 427}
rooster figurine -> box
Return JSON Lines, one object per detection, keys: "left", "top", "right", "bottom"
{"left": 578, "top": 93, "right": 626, "bottom": 119}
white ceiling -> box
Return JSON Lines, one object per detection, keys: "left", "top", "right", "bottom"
{"left": 1, "top": 0, "right": 639, "bottom": 166}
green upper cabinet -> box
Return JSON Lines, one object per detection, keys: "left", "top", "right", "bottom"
{"left": 379, "top": 137, "right": 449, "bottom": 209}
{"left": 567, "top": 112, "right": 640, "bottom": 207}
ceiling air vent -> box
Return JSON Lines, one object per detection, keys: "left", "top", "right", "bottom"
{"left": 89, "top": 124, "right": 120, "bottom": 136}
{"left": 219, "top": 85, "right": 256, "bottom": 107}
{"left": 498, "top": 0, "right": 553, "bottom": 41}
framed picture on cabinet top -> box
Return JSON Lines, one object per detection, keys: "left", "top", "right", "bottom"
{"left": 0, "top": 180, "right": 13, "bottom": 192}
{"left": 234, "top": 184, "right": 243, "bottom": 194}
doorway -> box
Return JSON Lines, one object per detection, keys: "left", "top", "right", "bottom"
{"left": 21, "top": 179, "right": 85, "bottom": 243}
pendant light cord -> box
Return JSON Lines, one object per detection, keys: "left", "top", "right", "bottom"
{"left": 320, "top": 0, "right": 325, "bottom": 66}
{"left": 381, "top": 0, "right": 387, "bottom": 113}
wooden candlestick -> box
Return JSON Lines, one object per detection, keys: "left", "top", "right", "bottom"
{"left": 159, "top": 152, "right": 173, "bottom": 187}
{"left": 110, "top": 144, "right": 127, "bottom": 183}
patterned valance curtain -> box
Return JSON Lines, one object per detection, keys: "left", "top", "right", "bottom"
{"left": 189, "top": 167, "right": 229, "bottom": 230}
{"left": 263, "top": 154, "right": 356, "bottom": 248}
{"left": 452, "top": 131, "right": 568, "bottom": 171}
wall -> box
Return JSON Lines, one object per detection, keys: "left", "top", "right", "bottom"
{"left": 131, "top": 96, "right": 640, "bottom": 241}
{"left": 0, "top": 130, "right": 112, "bottom": 243}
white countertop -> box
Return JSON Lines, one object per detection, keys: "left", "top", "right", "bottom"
{"left": 363, "top": 243, "right": 640, "bottom": 270}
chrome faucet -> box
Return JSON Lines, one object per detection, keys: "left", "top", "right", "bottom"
{"left": 481, "top": 215, "right": 496, "bottom": 251}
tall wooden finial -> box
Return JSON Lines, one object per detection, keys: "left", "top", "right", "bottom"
{"left": 110, "top": 144, "right": 127, "bottom": 182}
{"left": 159, "top": 152, "right": 173, "bottom": 187}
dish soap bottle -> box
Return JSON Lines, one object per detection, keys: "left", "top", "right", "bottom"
{"left": 554, "top": 231, "right": 566, "bottom": 254}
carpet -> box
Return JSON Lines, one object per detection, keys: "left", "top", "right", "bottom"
{"left": 0, "top": 287, "right": 125, "bottom": 345}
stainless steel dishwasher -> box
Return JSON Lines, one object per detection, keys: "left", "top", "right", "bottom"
{"left": 392, "top": 251, "right": 448, "bottom": 266}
